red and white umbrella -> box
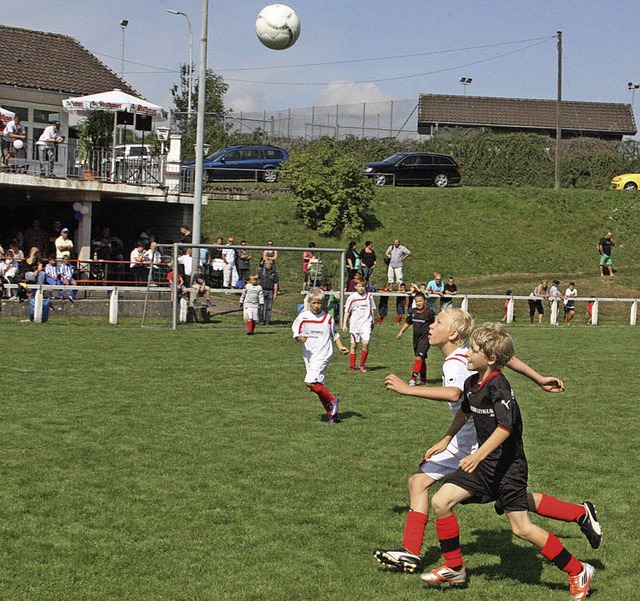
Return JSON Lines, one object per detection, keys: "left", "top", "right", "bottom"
{"left": 0, "top": 106, "right": 16, "bottom": 123}
{"left": 62, "top": 88, "right": 167, "bottom": 119}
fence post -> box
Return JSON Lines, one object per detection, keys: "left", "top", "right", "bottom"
{"left": 631, "top": 300, "right": 638, "bottom": 326}
{"left": 461, "top": 295, "right": 469, "bottom": 312}
{"left": 33, "top": 287, "right": 44, "bottom": 323}
{"left": 109, "top": 287, "right": 119, "bottom": 324}
{"left": 591, "top": 299, "right": 599, "bottom": 325}
{"left": 506, "top": 297, "right": 514, "bottom": 324}
{"left": 550, "top": 300, "right": 559, "bottom": 325}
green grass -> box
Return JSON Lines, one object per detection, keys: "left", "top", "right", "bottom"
{"left": 1, "top": 316, "right": 638, "bottom": 600}
{"left": 202, "top": 186, "right": 640, "bottom": 300}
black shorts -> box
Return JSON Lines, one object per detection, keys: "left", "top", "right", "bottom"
{"left": 564, "top": 303, "right": 575, "bottom": 312}
{"left": 414, "top": 337, "right": 431, "bottom": 359}
{"left": 444, "top": 459, "right": 529, "bottom": 513}
{"left": 528, "top": 299, "right": 544, "bottom": 316}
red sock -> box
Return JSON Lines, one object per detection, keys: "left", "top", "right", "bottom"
{"left": 247, "top": 320, "right": 255, "bottom": 333}
{"left": 349, "top": 353, "right": 357, "bottom": 370}
{"left": 411, "top": 358, "right": 422, "bottom": 379}
{"left": 420, "top": 360, "right": 427, "bottom": 381}
{"left": 309, "top": 383, "right": 334, "bottom": 412}
{"left": 396, "top": 314, "right": 403, "bottom": 324}
{"left": 535, "top": 494, "right": 586, "bottom": 523}
{"left": 401, "top": 510, "right": 428, "bottom": 556}
{"left": 377, "top": 315, "right": 383, "bottom": 325}
{"left": 360, "top": 349, "right": 369, "bottom": 366}
{"left": 435, "top": 514, "right": 463, "bottom": 570}
{"left": 540, "top": 533, "right": 582, "bottom": 576}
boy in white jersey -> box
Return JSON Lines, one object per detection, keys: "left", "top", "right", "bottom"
{"left": 292, "top": 288, "right": 349, "bottom": 423}
{"left": 374, "top": 308, "right": 601, "bottom": 574}
{"left": 239, "top": 275, "right": 264, "bottom": 335}
{"left": 342, "top": 276, "right": 376, "bottom": 373}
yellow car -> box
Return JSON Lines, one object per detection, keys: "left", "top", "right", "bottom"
{"left": 611, "top": 169, "right": 640, "bottom": 190}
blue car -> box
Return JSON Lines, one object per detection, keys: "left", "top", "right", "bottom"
{"left": 184, "top": 145, "right": 289, "bottom": 183}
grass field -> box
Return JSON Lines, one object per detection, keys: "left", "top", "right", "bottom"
{"left": 2, "top": 314, "right": 638, "bottom": 600}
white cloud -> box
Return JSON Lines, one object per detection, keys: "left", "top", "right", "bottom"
{"left": 227, "top": 84, "right": 265, "bottom": 114}
{"left": 314, "top": 80, "right": 395, "bottom": 110}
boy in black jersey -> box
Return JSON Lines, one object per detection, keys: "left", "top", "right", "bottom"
{"left": 396, "top": 291, "right": 435, "bottom": 385}
{"left": 421, "top": 323, "right": 594, "bottom": 601}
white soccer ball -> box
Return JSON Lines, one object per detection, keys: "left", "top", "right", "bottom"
{"left": 13, "top": 139, "right": 24, "bottom": 150}
{"left": 256, "top": 4, "right": 300, "bottom": 51}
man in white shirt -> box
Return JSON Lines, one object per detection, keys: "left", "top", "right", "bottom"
{"left": 222, "top": 236, "right": 239, "bottom": 288}
{"left": 36, "top": 121, "right": 64, "bottom": 176}
{"left": 2, "top": 115, "right": 26, "bottom": 165}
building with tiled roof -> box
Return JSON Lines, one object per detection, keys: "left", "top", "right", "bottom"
{"left": 418, "top": 94, "right": 637, "bottom": 141}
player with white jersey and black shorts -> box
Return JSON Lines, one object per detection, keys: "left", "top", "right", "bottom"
{"left": 342, "top": 276, "right": 376, "bottom": 373}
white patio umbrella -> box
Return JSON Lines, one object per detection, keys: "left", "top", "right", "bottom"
{"left": 0, "top": 106, "right": 16, "bottom": 124}
{"left": 62, "top": 89, "right": 167, "bottom": 180}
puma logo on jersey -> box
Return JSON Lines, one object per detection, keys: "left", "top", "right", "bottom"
{"left": 501, "top": 399, "right": 511, "bottom": 409}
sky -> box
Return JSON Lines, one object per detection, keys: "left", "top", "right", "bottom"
{"left": 3, "top": 0, "right": 640, "bottom": 119}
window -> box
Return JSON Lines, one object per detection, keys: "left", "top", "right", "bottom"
{"left": 401, "top": 156, "right": 419, "bottom": 166}
{"left": 264, "top": 149, "right": 284, "bottom": 159}
{"left": 4, "top": 105, "right": 28, "bottom": 121}
{"left": 418, "top": 155, "right": 434, "bottom": 165}
{"left": 240, "top": 149, "right": 260, "bottom": 160}
{"left": 33, "top": 109, "right": 60, "bottom": 124}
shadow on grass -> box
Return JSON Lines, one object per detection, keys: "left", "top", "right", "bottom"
{"left": 320, "top": 410, "right": 366, "bottom": 423}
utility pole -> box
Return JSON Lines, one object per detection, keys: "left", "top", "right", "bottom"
{"left": 555, "top": 31, "right": 562, "bottom": 191}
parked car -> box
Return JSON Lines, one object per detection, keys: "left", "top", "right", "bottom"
{"left": 114, "top": 144, "right": 152, "bottom": 164}
{"left": 365, "top": 152, "right": 461, "bottom": 187}
{"left": 610, "top": 169, "right": 640, "bottom": 190}
{"left": 184, "top": 145, "right": 289, "bottom": 183}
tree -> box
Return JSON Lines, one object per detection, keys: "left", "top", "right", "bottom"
{"left": 171, "top": 64, "right": 230, "bottom": 160}
{"left": 281, "top": 138, "right": 376, "bottom": 239}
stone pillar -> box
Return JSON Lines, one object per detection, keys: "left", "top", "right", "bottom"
{"left": 76, "top": 192, "right": 100, "bottom": 260}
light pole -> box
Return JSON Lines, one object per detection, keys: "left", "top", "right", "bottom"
{"left": 459, "top": 77, "right": 473, "bottom": 95}
{"left": 119, "top": 19, "right": 128, "bottom": 79}
{"left": 167, "top": 9, "right": 193, "bottom": 122}
{"left": 628, "top": 82, "right": 640, "bottom": 106}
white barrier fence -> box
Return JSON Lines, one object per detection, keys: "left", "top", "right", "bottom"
{"left": 3, "top": 286, "right": 638, "bottom": 327}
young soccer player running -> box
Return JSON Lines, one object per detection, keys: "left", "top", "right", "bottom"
{"left": 342, "top": 276, "right": 376, "bottom": 373}
{"left": 374, "top": 309, "right": 601, "bottom": 576}
{"left": 420, "top": 323, "right": 594, "bottom": 600}
{"left": 239, "top": 275, "right": 264, "bottom": 335}
{"left": 396, "top": 291, "right": 435, "bottom": 386}
{"left": 292, "top": 288, "right": 349, "bottom": 423}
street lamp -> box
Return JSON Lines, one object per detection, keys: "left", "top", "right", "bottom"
{"left": 167, "top": 9, "right": 194, "bottom": 121}
{"left": 119, "top": 19, "right": 128, "bottom": 79}
{"left": 459, "top": 77, "right": 473, "bottom": 95}
{"left": 628, "top": 82, "right": 640, "bottom": 106}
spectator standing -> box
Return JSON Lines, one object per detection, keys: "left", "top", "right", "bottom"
{"left": 360, "top": 241, "right": 377, "bottom": 282}
{"left": 2, "top": 115, "right": 26, "bottom": 165}
{"left": 145, "top": 241, "right": 163, "bottom": 282}
{"left": 129, "top": 242, "right": 149, "bottom": 283}
{"left": 396, "top": 282, "right": 408, "bottom": 325}
{"left": 36, "top": 121, "right": 64, "bottom": 176}
{"left": 302, "top": 242, "right": 316, "bottom": 290}
{"left": 528, "top": 279, "right": 549, "bottom": 325}
{"left": 442, "top": 276, "right": 458, "bottom": 310}
{"left": 346, "top": 241, "right": 360, "bottom": 282}
{"left": 598, "top": 231, "right": 615, "bottom": 277}
{"left": 178, "top": 248, "right": 193, "bottom": 287}
{"left": 257, "top": 259, "right": 279, "bottom": 325}
{"left": 385, "top": 239, "right": 411, "bottom": 290}
{"left": 426, "top": 273, "right": 445, "bottom": 313}
{"left": 24, "top": 220, "right": 47, "bottom": 251}
{"left": 261, "top": 240, "right": 278, "bottom": 266}
{"left": 55, "top": 228, "right": 73, "bottom": 262}
{"left": 548, "top": 280, "right": 563, "bottom": 326}
{"left": 222, "top": 236, "right": 239, "bottom": 288}
{"left": 564, "top": 282, "right": 578, "bottom": 325}
{"left": 236, "top": 241, "right": 252, "bottom": 283}
{"left": 178, "top": 225, "right": 192, "bottom": 246}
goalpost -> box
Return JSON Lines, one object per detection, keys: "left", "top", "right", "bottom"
{"left": 140, "top": 243, "right": 346, "bottom": 330}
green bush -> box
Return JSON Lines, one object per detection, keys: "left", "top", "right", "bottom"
{"left": 280, "top": 138, "right": 376, "bottom": 238}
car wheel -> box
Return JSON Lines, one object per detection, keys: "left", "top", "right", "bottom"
{"left": 623, "top": 181, "right": 638, "bottom": 190}
{"left": 433, "top": 173, "right": 449, "bottom": 188}
{"left": 372, "top": 174, "right": 387, "bottom": 187}
{"left": 262, "top": 169, "right": 278, "bottom": 183}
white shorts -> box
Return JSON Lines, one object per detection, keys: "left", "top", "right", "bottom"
{"left": 304, "top": 358, "right": 330, "bottom": 385}
{"left": 244, "top": 305, "right": 259, "bottom": 321}
{"left": 350, "top": 324, "right": 372, "bottom": 344}
{"left": 419, "top": 441, "right": 478, "bottom": 481}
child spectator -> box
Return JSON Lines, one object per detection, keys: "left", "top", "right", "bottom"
{"left": 375, "top": 310, "right": 601, "bottom": 577}
{"left": 376, "top": 283, "right": 391, "bottom": 325}
{"left": 418, "top": 323, "right": 594, "bottom": 600}
{"left": 441, "top": 277, "right": 458, "bottom": 310}
{"left": 58, "top": 255, "right": 77, "bottom": 302}
{"left": 396, "top": 283, "right": 407, "bottom": 325}
{"left": 502, "top": 290, "right": 514, "bottom": 322}
{"left": 167, "top": 268, "right": 187, "bottom": 301}
{"left": 191, "top": 266, "right": 212, "bottom": 306}
{"left": 342, "top": 276, "right": 376, "bottom": 373}
{"left": 426, "top": 272, "right": 445, "bottom": 313}
{"left": 564, "top": 282, "right": 578, "bottom": 325}
{"left": 1, "top": 251, "right": 19, "bottom": 299}
{"left": 292, "top": 288, "right": 349, "bottom": 423}
{"left": 239, "top": 275, "right": 264, "bottom": 335}
{"left": 44, "top": 255, "right": 60, "bottom": 298}
{"left": 396, "top": 291, "right": 435, "bottom": 386}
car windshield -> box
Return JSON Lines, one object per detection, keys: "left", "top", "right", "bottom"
{"left": 382, "top": 153, "right": 409, "bottom": 164}
{"left": 206, "top": 148, "right": 230, "bottom": 161}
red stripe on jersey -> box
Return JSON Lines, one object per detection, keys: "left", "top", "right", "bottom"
{"left": 346, "top": 294, "right": 372, "bottom": 311}
{"left": 476, "top": 370, "right": 502, "bottom": 390}
{"left": 297, "top": 311, "right": 331, "bottom": 334}
{"left": 497, "top": 425, "right": 512, "bottom": 435}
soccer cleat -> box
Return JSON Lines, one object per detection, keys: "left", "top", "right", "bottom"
{"left": 569, "top": 562, "right": 594, "bottom": 600}
{"left": 418, "top": 380, "right": 427, "bottom": 386}
{"left": 409, "top": 379, "right": 417, "bottom": 386}
{"left": 373, "top": 548, "right": 421, "bottom": 573}
{"left": 578, "top": 501, "right": 602, "bottom": 549}
{"left": 328, "top": 397, "right": 341, "bottom": 423}
{"left": 420, "top": 564, "right": 467, "bottom": 586}
{"left": 349, "top": 367, "right": 355, "bottom": 372}
{"left": 359, "top": 365, "right": 367, "bottom": 373}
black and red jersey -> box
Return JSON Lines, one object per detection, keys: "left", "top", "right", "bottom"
{"left": 405, "top": 305, "right": 436, "bottom": 344}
